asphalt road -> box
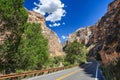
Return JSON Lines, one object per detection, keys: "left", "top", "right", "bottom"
{"left": 24, "top": 60, "right": 105, "bottom": 80}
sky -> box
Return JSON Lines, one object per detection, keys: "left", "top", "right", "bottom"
{"left": 24, "top": 0, "right": 113, "bottom": 43}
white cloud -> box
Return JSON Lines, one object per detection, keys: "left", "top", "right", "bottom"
{"left": 33, "top": 0, "right": 66, "bottom": 23}
{"left": 49, "top": 23, "right": 61, "bottom": 27}
{"left": 62, "top": 35, "right": 68, "bottom": 40}
{"left": 62, "top": 22, "right": 65, "bottom": 25}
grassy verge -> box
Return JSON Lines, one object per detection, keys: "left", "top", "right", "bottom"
{"left": 100, "top": 62, "right": 120, "bottom": 80}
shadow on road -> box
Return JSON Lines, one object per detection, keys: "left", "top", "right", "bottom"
{"left": 78, "top": 60, "right": 104, "bottom": 80}
{"left": 80, "top": 61, "right": 96, "bottom": 78}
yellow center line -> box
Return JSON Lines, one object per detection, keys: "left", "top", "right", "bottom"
{"left": 56, "top": 69, "right": 83, "bottom": 80}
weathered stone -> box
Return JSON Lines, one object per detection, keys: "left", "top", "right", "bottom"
{"left": 28, "top": 11, "right": 64, "bottom": 57}
{"left": 93, "top": 0, "right": 120, "bottom": 65}
{"left": 67, "top": 26, "right": 95, "bottom": 46}
{"left": 0, "top": 11, "right": 64, "bottom": 57}
{"left": 64, "top": 0, "right": 120, "bottom": 65}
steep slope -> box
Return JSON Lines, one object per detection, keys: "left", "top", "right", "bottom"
{"left": 0, "top": 11, "right": 63, "bottom": 57}
{"left": 64, "top": 0, "right": 120, "bottom": 65}
{"left": 68, "top": 26, "right": 95, "bottom": 46}
{"left": 28, "top": 11, "right": 63, "bottom": 57}
{"left": 92, "top": 0, "right": 120, "bottom": 65}
{"left": 62, "top": 25, "right": 97, "bottom": 51}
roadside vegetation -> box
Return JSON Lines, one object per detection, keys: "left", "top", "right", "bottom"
{"left": 99, "top": 60, "right": 120, "bottom": 80}
{"left": 0, "top": 0, "right": 50, "bottom": 74}
{"left": 95, "top": 53, "right": 120, "bottom": 80}
{"left": 0, "top": 0, "right": 87, "bottom": 74}
{"left": 64, "top": 41, "right": 88, "bottom": 65}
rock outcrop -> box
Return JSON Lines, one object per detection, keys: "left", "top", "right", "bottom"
{"left": 92, "top": 0, "right": 120, "bottom": 65}
{"left": 64, "top": 0, "right": 120, "bottom": 65}
{"left": 62, "top": 25, "right": 96, "bottom": 51}
{"left": 28, "top": 11, "right": 63, "bottom": 57}
{"left": 68, "top": 26, "right": 95, "bottom": 46}
{"left": 0, "top": 11, "right": 63, "bottom": 57}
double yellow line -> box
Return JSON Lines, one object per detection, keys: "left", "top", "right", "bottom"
{"left": 56, "top": 69, "right": 82, "bottom": 80}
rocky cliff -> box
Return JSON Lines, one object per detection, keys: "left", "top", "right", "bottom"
{"left": 28, "top": 11, "right": 63, "bottom": 57}
{"left": 62, "top": 25, "right": 96, "bottom": 51}
{"left": 64, "top": 0, "right": 120, "bottom": 65}
{"left": 92, "top": 0, "right": 120, "bottom": 65}
{"left": 68, "top": 26, "right": 95, "bottom": 46}
{"left": 0, "top": 11, "right": 63, "bottom": 57}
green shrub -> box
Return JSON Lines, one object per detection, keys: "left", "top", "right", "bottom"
{"left": 65, "top": 40, "right": 88, "bottom": 64}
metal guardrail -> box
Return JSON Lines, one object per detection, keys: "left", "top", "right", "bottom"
{"left": 0, "top": 64, "right": 78, "bottom": 80}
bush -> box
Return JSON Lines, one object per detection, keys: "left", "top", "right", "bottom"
{"left": 63, "top": 61, "right": 70, "bottom": 66}
{"left": 100, "top": 60, "right": 120, "bottom": 80}
{"left": 49, "top": 56, "right": 64, "bottom": 68}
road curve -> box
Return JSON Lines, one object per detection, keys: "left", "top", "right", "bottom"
{"left": 24, "top": 60, "right": 105, "bottom": 80}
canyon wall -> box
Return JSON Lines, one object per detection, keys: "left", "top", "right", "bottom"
{"left": 28, "top": 11, "right": 63, "bottom": 57}
{"left": 93, "top": 0, "right": 120, "bottom": 65}
{"left": 0, "top": 11, "right": 64, "bottom": 57}
{"left": 64, "top": 0, "right": 120, "bottom": 65}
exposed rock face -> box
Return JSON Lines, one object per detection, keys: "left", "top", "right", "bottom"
{"left": 28, "top": 11, "right": 63, "bottom": 57}
{"left": 68, "top": 26, "right": 96, "bottom": 46}
{"left": 108, "top": 0, "right": 120, "bottom": 12}
{"left": 64, "top": 0, "right": 120, "bottom": 65}
{"left": 92, "top": 0, "right": 120, "bottom": 65}
{"left": 68, "top": 27, "right": 92, "bottom": 45}
{"left": 0, "top": 11, "right": 63, "bottom": 57}
{"left": 62, "top": 25, "right": 96, "bottom": 50}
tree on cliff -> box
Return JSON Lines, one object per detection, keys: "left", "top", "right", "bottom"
{"left": 65, "top": 41, "right": 87, "bottom": 64}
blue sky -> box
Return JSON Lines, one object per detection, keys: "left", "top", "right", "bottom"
{"left": 24, "top": 0, "right": 113, "bottom": 43}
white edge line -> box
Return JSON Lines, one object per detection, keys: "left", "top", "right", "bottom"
{"left": 95, "top": 62, "right": 99, "bottom": 80}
